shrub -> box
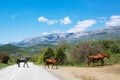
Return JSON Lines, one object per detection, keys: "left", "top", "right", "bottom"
{"left": 43, "top": 46, "right": 55, "bottom": 61}
{"left": 56, "top": 48, "right": 67, "bottom": 65}
{"left": 68, "top": 42, "right": 105, "bottom": 64}
{"left": 0, "top": 52, "right": 10, "bottom": 64}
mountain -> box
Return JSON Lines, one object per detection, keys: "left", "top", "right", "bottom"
{"left": 0, "top": 43, "right": 3, "bottom": 46}
{"left": 11, "top": 26, "right": 120, "bottom": 47}
{"left": 0, "top": 44, "right": 24, "bottom": 54}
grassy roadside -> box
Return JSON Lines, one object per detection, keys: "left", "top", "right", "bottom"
{"left": 0, "top": 63, "right": 14, "bottom": 69}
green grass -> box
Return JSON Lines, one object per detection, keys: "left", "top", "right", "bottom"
{"left": 109, "top": 53, "right": 120, "bottom": 64}
{"left": 0, "top": 63, "right": 14, "bottom": 69}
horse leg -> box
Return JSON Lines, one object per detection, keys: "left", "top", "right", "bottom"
{"left": 55, "top": 64, "right": 58, "bottom": 69}
{"left": 23, "top": 62, "right": 25, "bottom": 67}
{"left": 26, "top": 62, "right": 29, "bottom": 67}
{"left": 87, "top": 60, "right": 91, "bottom": 67}
{"left": 18, "top": 63, "right": 20, "bottom": 67}
{"left": 101, "top": 59, "right": 104, "bottom": 66}
{"left": 47, "top": 64, "right": 50, "bottom": 69}
{"left": 92, "top": 60, "right": 96, "bottom": 67}
{"left": 17, "top": 60, "right": 20, "bottom": 67}
{"left": 52, "top": 64, "right": 54, "bottom": 69}
{"left": 45, "top": 63, "right": 46, "bottom": 68}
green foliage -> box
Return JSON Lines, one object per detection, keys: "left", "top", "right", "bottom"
{"left": 0, "top": 63, "right": 14, "bottom": 69}
{"left": 57, "top": 40, "right": 70, "bottom": 52}
{"left": 37, "top": 53, "right": 44, "bottom": 64}
{"left": 43, "top": 46, "right": 55, "bottom": 61}
{"left": 68, "top": 42, "right": 104, "bottom": 64}
{"left": 109, "top": 43, "right": 120, "bottom": 54}
{"left": 110, "top": 53, "right": 120, "bottom": 63}
{"left": 0, "top": 44, "right": 24, "bottom": 54}
{"left": 67, "top": 40, "right": 120, "bottom": 65}
{"left": 56, "top": 48, "right": 67, "bottom": 64}
{"left": 0, "top": 52, "right": 14, "bottom": 68}
{"left": 0, "top": 52, "right": 10, "bottom": 64}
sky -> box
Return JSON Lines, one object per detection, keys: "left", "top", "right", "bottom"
{"left": 0, "top": 0, "right": 120, "bottom": 44}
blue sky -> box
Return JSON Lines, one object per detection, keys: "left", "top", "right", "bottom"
{"left": 0, "top": 0, "right": 120, "bottom": 44}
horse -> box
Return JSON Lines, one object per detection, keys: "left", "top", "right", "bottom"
{"left": 17, "top": 56, "right": 31, "bottom": 67}
{"left": 44, "top": 58, "right": 59, "bottom": 69}
{"left": 87, "top": 53, "right": 110, "bottom": 66}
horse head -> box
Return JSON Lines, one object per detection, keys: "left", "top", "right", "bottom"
{"left": 55, "top": 58, "right": 60, "bottom": 62}
{"left": 26, "top": 56, "right": 32, "bottom": 60}
{"left": 102, "top": 53, "right": 110, "bottom": 60}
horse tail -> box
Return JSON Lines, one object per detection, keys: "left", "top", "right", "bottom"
{"left": 16, "top": 59, "right": 19, "bottom": 64}
{"left": 86, "top": 55, "right": 89, "bottom": 58}
{"left": 43, "top": 58, "right": 46, "bottom": 62}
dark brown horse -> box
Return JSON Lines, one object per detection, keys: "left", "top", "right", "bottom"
{"left": 87, "top": 53, "right": 110, "bottom": 66}
{"left": 44, "top": 58, "right": 59, "bottom": 69}
{"left": 17, "top": 56, "right": 31, "bottom": 67}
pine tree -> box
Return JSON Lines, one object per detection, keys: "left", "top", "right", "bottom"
{"left": 43, "top": 46, "right": 55, "bottom": 61}
{"left": 56, "top": 48, "right": 67, "bottom": 64}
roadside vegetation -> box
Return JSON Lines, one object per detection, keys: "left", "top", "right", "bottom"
{"left": 0, "top": 52, "right": 31, "bottom": 69}
{"left": 0, "top": 52, "right": 14, "bottom": 68}
{"left": 0, "top": 40, "right": 120, "bottom": 68}
{"left": 34, "top": 40, "right": 120, "bottom": 66}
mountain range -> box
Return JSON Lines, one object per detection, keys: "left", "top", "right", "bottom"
{"left": 11, "top": 26, "right": 120, "bottom": 47}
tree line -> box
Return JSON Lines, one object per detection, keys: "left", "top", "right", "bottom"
{"left": 35, "top": 40, "right": 120, "bottom": 65}
{"left": 0, "top": 40, "right": 120, "bottom": 66}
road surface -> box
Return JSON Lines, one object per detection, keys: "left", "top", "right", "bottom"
{"left": 0, "top": 63, "right": 61, "bottom": 80}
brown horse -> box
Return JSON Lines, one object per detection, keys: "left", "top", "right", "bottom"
{"left": 44, "top": 58, "right": 59, "bottom": 69}
{"left": 87, "top": 53, "right": 110, "bottom": 66}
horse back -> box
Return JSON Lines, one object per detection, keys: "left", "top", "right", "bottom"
{"left": 88, "top": 54, "right": 104, "bottom": 60}
{"left": 45, "top": 59, "right": 56, "bottom": 64}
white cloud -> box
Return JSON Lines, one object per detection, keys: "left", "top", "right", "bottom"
{"left": 67, "top": 20, "right": 96, "bottom": 33}
{"left": 38, "top": 16, "right": 58, "bottom": 25}
{"left": 111, "top": 15, "right": 120, "bottom": 19}
{"left": 41, "top": 32, "right": 50, "bottom": 35}
{"left": 60, "top": 17, "right": 72, "bottom": 25}
{"left": 106, "top": 15, "right": 120, "bottom": 26}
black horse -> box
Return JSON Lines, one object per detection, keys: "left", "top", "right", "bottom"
{"left": 17, "top": 56, "right": 31, "bottom": 67}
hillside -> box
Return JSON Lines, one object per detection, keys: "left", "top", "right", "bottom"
{"left": 0, "top": 44, "right": 53, "bottom": 55}
{"left": 0, "top": 44, "right": 25, "bottom": 54}
{"left": 11, "top": 26, "right": 120, "bottom": 47}
{"left": 0, "top": 26, "right": 120, "bottom": 55}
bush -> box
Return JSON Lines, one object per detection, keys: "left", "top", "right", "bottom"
{"left": 56, "top": 48, "right": 67, "bottom": 65}
{"left": 0, "top": 52, "right": 10, "bottom": 64}
{"left": 43, "top": 46, "right": 55, "bottom": 61}
{"left": 37, "top": 53, "right": 44, "bottom": 64}
{"left": 109, "top": 43, "right": 120, "bottom": 54}
{"left": 68, "top": 42, "right": 105, "bottom": 64}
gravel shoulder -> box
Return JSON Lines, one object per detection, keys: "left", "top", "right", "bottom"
{"left": 45, "top": 64, "right": 120, "bottom": 80}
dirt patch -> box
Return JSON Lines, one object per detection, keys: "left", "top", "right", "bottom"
{"left": 46, "top": 64, "right": 120, "bottom": 80}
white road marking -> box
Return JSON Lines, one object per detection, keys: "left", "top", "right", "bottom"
{"left": 9, "top": 68, "right": 22, "bottom": 80}
{"left": 0, "top": 63, "right": 60, "bottom": 80}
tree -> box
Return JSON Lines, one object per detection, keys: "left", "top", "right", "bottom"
{"left": 57, "top": 40, "right": 70, "bottom": 52}
{"left": 69, "top": 42, "right": 104, "bottom": 64}
{"left": 0, "top": 52, "right": 10, "bottom": 64}
{"left": 56, "top": 48, "right": 67, "bottom": 65}
{"left": 43, "top": 46, "right": 55, "bottom": 61}
{"left": 37, "top": 53, "right": 44, "bottom": 64}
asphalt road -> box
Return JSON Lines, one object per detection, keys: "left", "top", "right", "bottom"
{"left": 0, "top": 63, "right": 60, "bottom": 80}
